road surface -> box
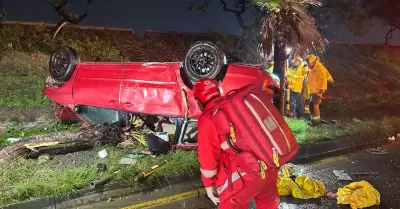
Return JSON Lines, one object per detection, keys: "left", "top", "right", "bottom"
{"left": 80, "top": 143, "right": 400, "bottom": 209}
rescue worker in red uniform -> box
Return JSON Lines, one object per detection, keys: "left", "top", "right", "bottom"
{"left": 193, "top": 78, "right": 280, "bottom": 209}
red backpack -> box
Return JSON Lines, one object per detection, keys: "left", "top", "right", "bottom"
{"left": 210, "top": 84, "right": 299, "bottom": 180}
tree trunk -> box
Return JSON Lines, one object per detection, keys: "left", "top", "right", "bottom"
{"left": 273, "top": 38, "right": 287, "bottom": 115}
{"left": 0, "top": 124, "right": 122, "bottom": 166}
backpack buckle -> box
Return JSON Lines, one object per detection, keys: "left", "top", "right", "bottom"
{"left": 273, "top": 148, "right": 280, "bottom": 167}
{"left": 258, "top": 161, "right": 268, "bottom": 179}
{"left": 229, "top": 123, "right": 236, "bottom": 143}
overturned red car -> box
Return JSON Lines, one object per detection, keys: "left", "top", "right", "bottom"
{"left": 43, "top": 41, "right": 280, "bottom": 147}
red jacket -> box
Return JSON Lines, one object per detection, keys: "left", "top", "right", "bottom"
{"left": 197, "top": 98, "right": 243, "bottom": 192}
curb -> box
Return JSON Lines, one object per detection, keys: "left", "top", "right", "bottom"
{"left": 3, "top": 174, "right": 201, "bottom": 209}
{"left": 3, "top": 137, "right": 389, "bottom": 209}
{"left": 3, "top": 182, "right": 134, "bottom": 209}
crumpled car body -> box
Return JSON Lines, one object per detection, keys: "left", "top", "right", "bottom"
{"left": 44, "top": 62, "right": 279, "bottom": 121}
{"left": 42, "top": 42, "right": 280, "bottom": 147}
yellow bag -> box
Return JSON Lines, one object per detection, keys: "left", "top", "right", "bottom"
{"left": 337, "top": 180, "right": 380, "bottom": 209}
{"left": 277, "top": 167, "right": 326, "bottom": 199}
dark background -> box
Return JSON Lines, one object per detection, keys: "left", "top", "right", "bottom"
{"left": 1, "top": 0, "right": 399, "bottom": 43}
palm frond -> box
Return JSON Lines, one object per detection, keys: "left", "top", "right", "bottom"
{"left": 252, "top": 0, "right": 282, "bottom": 11}
{"left": 255, "top": 0, "right": 328, "bottom": 58}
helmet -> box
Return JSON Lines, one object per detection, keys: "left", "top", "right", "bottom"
{"left": 193, "top": 78, "right": 221, "bottom": 104}
{"left": 307, "top": 54, "right": 319, "bottom": 63}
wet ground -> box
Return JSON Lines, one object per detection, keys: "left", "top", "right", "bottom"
{"left": 0, "top": 107, "right": 54, "bottom": 123}
{"left": 78, "top": 143, "right": 400, "bottom": 209}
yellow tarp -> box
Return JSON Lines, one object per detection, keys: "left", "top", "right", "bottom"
{"left": 277, "top": 166, "right": 326, "bottom": 199}
{"left": 337, "top": 180, "right": 381, "bottom": 209}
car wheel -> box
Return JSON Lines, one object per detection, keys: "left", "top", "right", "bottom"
{"left": 182, "top": 41, "right": 226, "bottom": 88}
{"left": 49, "top": 46, "right": 80, "bottom": 82}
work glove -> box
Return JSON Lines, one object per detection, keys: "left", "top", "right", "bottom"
{"left": 205, "top": 186, "right": 220, "bottom": 206}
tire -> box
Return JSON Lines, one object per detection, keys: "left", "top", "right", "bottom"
{"left": 182, "top": 41, "right": 226, "bottom": 88}
{"left": 49, "top": 46, "right": 80, "bottom": 82}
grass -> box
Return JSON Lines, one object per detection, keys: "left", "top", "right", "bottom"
{"left": 0, "top": 120, "right": 80, "bottom": 148}
{"left": 1, "top": 162, "right": 97, "bottom": 205}
{"left": 0, "top": 23, "right": 125, "bottom": 108}
{"left": 2, "top": 116, "right": 400, "bottom": 205}
{"left": 0, "top": 147, "right": 198, "bottom": 206}
{"left": 0, "top": 51, "right": 52, "bottom": 108}
{"left": 285, "top": 116, "right": 400, "bottom": 145}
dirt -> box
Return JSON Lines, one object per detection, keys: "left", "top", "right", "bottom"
{"left": 46, "top": 149, "right": 99, "bottom": 170}
{"left": 0, "top": 107, "right": 55, "bottom": 123}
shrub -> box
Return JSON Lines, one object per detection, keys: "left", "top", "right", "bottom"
{"left": 0, "top": 23, "right": 123, "bottom": 61}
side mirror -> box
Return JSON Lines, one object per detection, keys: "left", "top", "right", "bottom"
{"left": 73, "top": 105, "right": 82, "bottom": 114}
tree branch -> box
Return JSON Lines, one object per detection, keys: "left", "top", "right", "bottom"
{"left": 219, "top": 0, "right": 247, "bottom": 29}
{"left": 384, "top": 23, "right": 399, "bottom": 46}
{"left": 49, "top": 0, "right": 93, "bottom": 38}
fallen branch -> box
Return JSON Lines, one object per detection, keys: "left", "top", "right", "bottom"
{"left": 0, "top": 123, "right": 123, "bottom": 166}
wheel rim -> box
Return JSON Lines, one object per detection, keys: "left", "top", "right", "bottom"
{"left": 189, "top": 49, "right": 217, "bottom": 77}
{"left": 51, "top": 49, "right": 70, "bottom": 77}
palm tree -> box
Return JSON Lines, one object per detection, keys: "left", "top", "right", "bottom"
{"left": 252, "top": 0, "right": 328, "bottom": 115}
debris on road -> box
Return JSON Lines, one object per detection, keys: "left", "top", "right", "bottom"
{"left": 365, "top": 147, "right": 388, "bottom": 155}
{"left": 0, "top": 117, "right": 169, "bottom": 166}
{"left": 90, "top": 171, "right": 120, "bottom": 189}
{"left": 97, "top": 163, "right": 107, "bottom": 172}
{"left": 336, "top": 180, "right": 381, "bottom": 209}
{"left": 277, "top": 165, "right": 327, "bottom": 199}
{"left": 134, "top": 160, "right": 169, "bottom": 182}
{"left": 117, "top": 139, "right": 135, "bottom": 148}
{"left": 352, "top": 118, "right": 362, "bottom": 123}
{"left": 330, "top": 120, "right": 340, "bottom": 124}
{"left": 333, "top": 170, "right": 352, "bottom": 181}
{"left": 38, "top": 153, "right": 52, "bottom": 163}
{"left": 98, "top": 149, "right": 108, "bottom": 158}
{"left": 7, "top": 137, "right": 22, "bottom": 143}
{"left": 119, "top": 158, "right": 138, "bottom": 165}
{"left": 146, "top": 134, "right": 171, "bottom": 155}
{"left": 352, "top": 172, "right": 379, "bottom": 176}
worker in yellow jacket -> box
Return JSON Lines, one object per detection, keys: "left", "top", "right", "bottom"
{"left": 267, "top": 60, "right": 274, "bottom": 73}
{"left": 287, "top": 56, "right": 308, "bottom": 118}
{"left": 306, "top": 54, "right": 334, "bottom": 125}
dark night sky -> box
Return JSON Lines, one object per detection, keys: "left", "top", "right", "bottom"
{"left": 2, "top": 0, "right": 399, "bottom": 44}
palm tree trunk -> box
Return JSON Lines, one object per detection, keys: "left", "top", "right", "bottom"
{"left": 273, "top": 38, "right": 286, "bottom": 115}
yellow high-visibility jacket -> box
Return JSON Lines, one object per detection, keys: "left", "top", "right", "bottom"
{"left": 307, "top": 61, "right": 334, "bottom": 94}
{"left": 268, "top": 66, "right": 274, "bottom": 73}
{"left": 287, "top": 64, "right": 308, "bottom": 93}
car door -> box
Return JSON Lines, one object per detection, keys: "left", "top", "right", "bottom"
{"left": 120, "top": 63, "right": 184, "bottom": 117}
{"left": 72, "top": 63, "right": 124, "bottom": 109}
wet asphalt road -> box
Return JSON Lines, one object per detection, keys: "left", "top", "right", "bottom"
{"left": 80, "top": 143, "right": 400, "bottom": 209}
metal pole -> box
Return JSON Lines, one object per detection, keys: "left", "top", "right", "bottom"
{"left": 285, "top": 59, "right": 290, "bottom": 112}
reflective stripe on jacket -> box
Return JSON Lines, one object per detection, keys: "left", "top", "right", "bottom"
{"left": 197, "top": 98, "right": 246, "bottom": 190}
